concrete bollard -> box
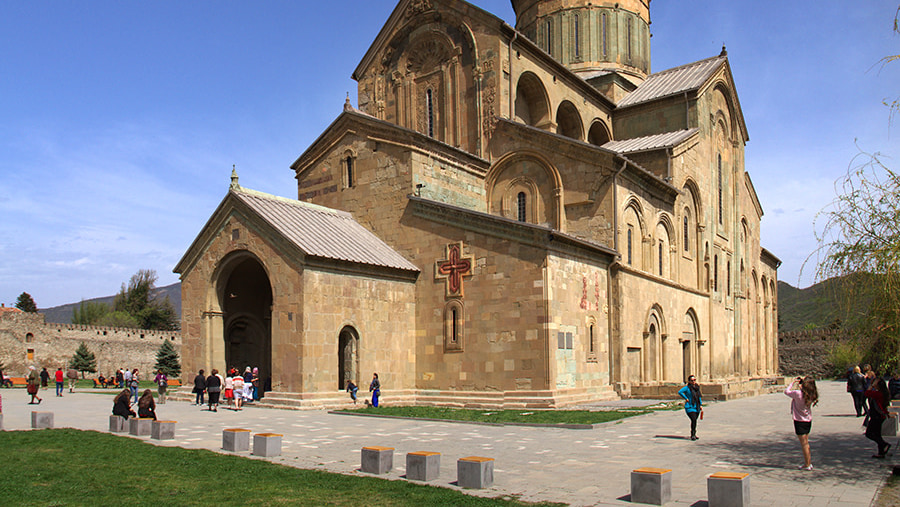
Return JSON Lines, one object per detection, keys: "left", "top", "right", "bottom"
{"left": 630, "top": 467, "right": 672, "bottom": 505}
{"left": 406, "top": 451, "right": 441, "bottom": 481}
{"left": 223, "top": 428, "right": 251, "bottom": 452}
{"left": 151, "top": 420, "right": 176, "bottom": 440}
{"left": 31, "top": 411, "right": 54, "bottom": 429}
{"left": 361, "top": 446, "right": 394, "bottom": 474}
{"left": 129, "top": 417, "right": 153, "bottom": 436}
{"left": 884, "top": 416, "right": 899, "bottom": 437}
{"left": 707, "top": 472, "right": 750, "bottom": 507}
{"left": 109, "top": 415, "right": 127, "bottom": 433}
{"left": 457, "top": 456, "right": 494, "bottom": 489}
{"left": 252, "top": 433, "right": 282, "bottom": 457}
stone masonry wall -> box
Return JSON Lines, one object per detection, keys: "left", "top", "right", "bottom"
{"left": 778, "top": 329, "right": 846, "bottom": 379}
{"left": 0, "top": 310, "right": 181, "bottom": 379}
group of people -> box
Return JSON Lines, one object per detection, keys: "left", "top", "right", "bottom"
{"left": 345, "top": 373, "right": 381, "bottom": 407}
{"left": 191, "top": 367, "right": 260, "bottom": 412}
{"left": 846, "top": 365, "right": 898, "bottom": 459}
{"left": 112, "top": 388, "right": 159, "bottom": 420}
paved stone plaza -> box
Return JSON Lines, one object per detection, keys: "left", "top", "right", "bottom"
{"left": 0, "top": 381, "right": 891, "bottom": 506}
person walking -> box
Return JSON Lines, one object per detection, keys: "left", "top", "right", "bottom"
{"left": 54, "top": 367, "right": 64, "bottom": 397}
{"left": 154, "top": 370, "right": 168, "bottom": 404}
{"left": 39, "top": 367, "right": 49, "bottom": 388}
{"left": 369, "top": 373, "right": 381, "bottom": 407}
{"left": 192, "top": 369, "right": 206, "bottom": 406}
{"left": 129, "top": 369, "right": 140, "bottom": 404}
{"left": 678, "top": 375, "right": 703, "bottom": 440}
{"left": 66, "top": 366, "right": 78, "bottom": 393}
{"left": 847, "top": 366, "right": 867, "bottom": 417}
{"left": 785, "top": 376, "right": 819, "bottom": 470}
{"left": 206, "top": 369, "right": 222, "bottom": 412}
{"left": 865, "top": 376, "right": 895, "bottom": 458}
{"left": 116, "top": 368, "right": 124, "bottom": 389}
{"left": 26, "top": 366, "right": 41, "bottom": 404}
{"left": 232, "top": 373, "right": 245, "bottom": 411}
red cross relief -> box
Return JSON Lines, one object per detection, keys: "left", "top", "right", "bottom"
{"left": 436, "top": 242, "right": 473, "bottom": 297}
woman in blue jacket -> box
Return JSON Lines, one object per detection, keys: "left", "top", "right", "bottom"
{"left": 678, "top": 375, "right": 703, "bottom": 440}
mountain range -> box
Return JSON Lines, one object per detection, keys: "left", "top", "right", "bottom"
{"left": 39, "top": 283, "right": 182, "bottom": 325}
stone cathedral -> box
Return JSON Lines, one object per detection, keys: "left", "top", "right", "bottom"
{"left": 175, "top": 0, "right": 780, "bottom": 408}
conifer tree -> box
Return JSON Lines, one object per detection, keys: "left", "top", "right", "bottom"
{"left": 69, "top": 342, "right": 97, "bottom": 377}
{"left": 15, "top": 292, "right": 38, "bottom": 313}
{"left": 154, "top": 340, "right": 181, "bottom": 377}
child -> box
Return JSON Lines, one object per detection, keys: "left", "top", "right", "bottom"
{"left": 346, "top": 380, "right": 358, "bottom": 404}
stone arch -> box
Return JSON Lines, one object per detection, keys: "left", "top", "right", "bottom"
{"left": 588, "top": 119, "right": 612, "bottom": 146}
{"left": 514, "top": 71, "right": 551, "bottom": 129}
{"left": 443, "top": 299, "right": 465, "bottom": 351}
{"left": 486, "top": 151, "right": 563, "bottom": 229}
{"left": 682, "top": 308, "right": 700, "bottom": 382}
{"left": 556, "top": 100, "right": 583, "bottom": 141}
{"left": 337, "top": 325, "right": 360, "bottom": 390}
{"left": 622, "top": 198, "right": 645, "bottom": 270}
{"left": 644, "top": 304, "right": 668, "bottom": 382}
{"left": 655, "top": 214, "right": 675, "bottom": 279}
{"left": 211, "top": 250, "right": 273, "bottom": 399}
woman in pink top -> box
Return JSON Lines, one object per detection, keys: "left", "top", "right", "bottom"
{"left": 785, "top": 376, "right": 819, "bottom": 471}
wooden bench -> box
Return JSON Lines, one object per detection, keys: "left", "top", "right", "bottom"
{"left": 10, "top": 377, "right": 27, "bottom": 387}
{"left": 166, "top": 379, "right": 181, "bottom": 387}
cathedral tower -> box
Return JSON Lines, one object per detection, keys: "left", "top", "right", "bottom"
{"left": 511, "top": 0, "right": 650, "bottom": 100}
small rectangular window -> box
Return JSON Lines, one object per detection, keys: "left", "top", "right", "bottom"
{"left": 27, "top": 348, "right": 34, "bottom": 361}
{"left": 558, "top": 332, "right": 566, "bottom": 349}
{"left": 565, "top": 332, "right": 573, "bottom": 350}
{"left": 232, "top": 229, "right": 240, "bottom": 241}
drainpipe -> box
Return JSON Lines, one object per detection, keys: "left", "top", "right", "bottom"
{"left": 610, "top": 159, "right": 628, "bottom": 394}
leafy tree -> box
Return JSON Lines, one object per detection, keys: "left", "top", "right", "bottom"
{"left": 72, "top": 300, "right": 110, "bottom": 325}
{"left": 154, "top": 340, "right": 181, "bottom": 378}
{"left": 112, "top": 269, "right": 179, "bottom": 331}
{"left": 98, "top": 311, "right": 140, "bottom": 329}
{"left": 810, "top": 8, "right": 900, "bottom": 372}
{"left": 69, "top": 342, "right": 97, "bottom": 377}
{"left": 15, "top": 292, "right": 38, "bottom": 313}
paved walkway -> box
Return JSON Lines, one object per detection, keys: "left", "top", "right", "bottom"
{"left": 0, "top": 381, "right": 892, "bottom": 506}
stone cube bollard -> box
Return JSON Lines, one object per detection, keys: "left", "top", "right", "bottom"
{"left": 31, "top": 411, "right": 54, "bottom": 429}
{"left": 129, "top": 417, "right": 153, "bottom": 436}
{"left": 361, "top": 446, "right": 394, "bottom": 474}
{"left": 223, "top": 428, "right": 251, "bottom": 452}
{"left": 252, "top": 433, "right": 282, "bottom": 457}
{"left": 884, "top": 416, "right": 899, "bottom": 437}
{"left": 630, "top": 467, "right": 672, "bottom": 505}
{"left": 109, "top": 415, "right": 127, "bottom": 433}
{"left": 406, "top": 451, "right": 441, "bottom": 481}
{"left": 151, "top": 420, "right": 176, "bottom": 440}
{"left": 707, "top": 472, "right": 750, "bottom": 507}
{"left": 0, "top": 413, "right": 4, "bottom": 430}
{"left": 457, "top": 456, "right": 494, "bottom": 489}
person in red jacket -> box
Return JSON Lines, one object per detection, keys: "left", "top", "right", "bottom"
{"left": 865, "top": 376, "right": 896, "bottom": 458}
{"left": 54, "top": 368, "right": 64, "bottom": 397}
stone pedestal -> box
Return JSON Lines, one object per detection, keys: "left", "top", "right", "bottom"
{"left": 129, "top": 417, "right": 153, "bottom": 436}
{"left": 31, "top": 411, "right": 54, "bottom": 429}
{"left": 406, "top": 451, "right": 440, "bottom": 481}
{"left": 361, "top": 446, "right": 394, "bottom": 474}
{"left": 252, "top": 433, "right": 282, "bottom": 457}
{"left": 630, "top": 467, "right": 672, "bottom": 505}
{"left": 457, "top": 456, "right": 494, "bottom": 489}
{"left": 223, "top": 428, "right": 251, "bottom": 452}
{"left": 109, "top": 415, "right": 127, "bottom": 433}
{"left": 884, "top": 416, "right": 899, "bottom": 437}
{"left": 0, "top": 413, "right": 4, "bottom": 430}
{"left": 707, "top": 472, "right": 750, "bottom": 507}
{"left": 151, "top": 420, "right": 176, "bottom": 440}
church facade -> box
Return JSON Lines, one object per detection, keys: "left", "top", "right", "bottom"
{"left": 175, "top": 0, "right": 780, "bottom": 408}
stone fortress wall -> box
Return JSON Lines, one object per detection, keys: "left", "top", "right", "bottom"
{"left": 0, "top": 308, "right": 181, "bottom": 380}
{"left": 778, "top": 328, "right": 847, "bottom": 379}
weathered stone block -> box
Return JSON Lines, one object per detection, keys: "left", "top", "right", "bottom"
{"left": 151, "top": 420, "right": 176, "bottom": 440}
{"left": 630, "top": 467, "right": 672, "bottom": 505}
{"left": 406, "top": 451, "right": 440, "bottom": 481}
{"left": 457, "top": 456, "right": 493, "bottom": 489}
{"left": 707, "top": 472, "right": 750, "bottom": 507}
{"left": 223, "top": 428, "right": 251, "bottom": 452}
{"left": 253, "top": 433, "right": 282, "bottom": 457}
{"left": 31, "top": 411, "right": 54, "bottom": 429}
{"left": 129, "top": 417, "right": 153, "bottom": 436}
{"left": 109, "top": 415, "right": 127, "bottom": 433}
{"left": 884, "top": 416, "right": 899, "bottom": 437}
{"left": 361, "top": 446, "right": 394, "bottom": 474}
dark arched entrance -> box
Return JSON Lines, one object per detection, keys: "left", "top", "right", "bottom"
{"left": 221, "top": 256, "right": 272, "bottom": 398}
{"left": 338, "top": 326, "right": 359, "bottom": 390}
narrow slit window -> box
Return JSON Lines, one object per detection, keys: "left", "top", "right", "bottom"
{"left": 346, "top": 156, "right": 354, "bottom": 188}
{"left": 658, "top": 241, "right": 663, "bottom": 276}
{"left": 626, "top": 17, "right": 633, "bottom": 62}
{"left": 683, "top": 214, "right": 689, "bottom": 252}
{"left": 601, "top": 13, "right": 608, "bottom": 57}
{"left": 517, "top": 192, "right": 527, "bottom": 222}
{"left": 573, "top": 14, "right": 580, "bottom": 59}
{"left": 714, "top": 255, "right": 719, "bottom": 292}
{"left": 425, "top": 89, "right": 435, "bottom": 138}
{"left": 717, "top": 153, "right": 723, "bottom": 224}
{"left": 627, "top": 227, "right": 633, "bottom": 265}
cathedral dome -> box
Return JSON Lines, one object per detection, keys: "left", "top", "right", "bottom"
{"left": 511, "top": 0, "right": 651, "bottom": 85}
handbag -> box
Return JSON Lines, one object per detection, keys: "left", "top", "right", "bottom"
{"left": 27, "top": 384, "right": 38, "bottom": 395}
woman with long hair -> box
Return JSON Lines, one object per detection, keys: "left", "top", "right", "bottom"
{"left": 785, "top": 376, "right": 819, "bottom": 470}
{"left": 137, "top": 389, "right": 157, "bottom": 420}
{"left": 112, "top": 389, "right": 135, "bottom": 419}
{"left": 678, "top": 375, "right": 703, "bottom": 440}
{"left": 865, "top": 376, "right": 896, "bottom": 458}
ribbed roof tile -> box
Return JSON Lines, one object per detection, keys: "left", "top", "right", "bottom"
{"left": 601, "top": 128, "right": 699, "bottom": 154}
{"left": 618, "top": 56, "right": 724, "bottom": 108}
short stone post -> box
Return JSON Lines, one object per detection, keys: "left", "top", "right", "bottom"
{"left": 457, "top": 456, "right": 494, "bottom": 489}
{"left": 129, "top": 417, "right": 153, "bottom": 436}
{"left": 406, "top": 451, "right": 441, "bottom": 481}
{"left": 884, "top": 415, "right": 899, "bottom": 437}
{"left": 630, "top": 467, "right": 672, "bottom": 505}
{"left": 151, "top": 420, "right": 176, "bottom": 440}
{"left": 361, "top": 446, "right": 394, "bottom": 474}
{"left": 31, "top": 411, "right": 54, "bottom": 429}
{"left": 707, "top": 472, "right": 750, "bottom": 507}
{"left": 223, "top": 428, "right": 251, "bottom": 452}
{"left": 0, "top": 413, "right": 4, "bottom": 430}
{"left": 109, "top": 415, "right": 127, "bottom": 433}
{"left": 252, "top": 433, "right": 283, "bottom": 457}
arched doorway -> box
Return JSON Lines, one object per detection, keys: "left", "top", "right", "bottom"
{"left": 338, "top": 326, "right": 360, "bottom": 390}
{"left": 220, "top": 255, "right": 272, "bottom": 398}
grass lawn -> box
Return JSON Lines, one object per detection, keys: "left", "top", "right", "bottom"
{"left": 333, "top": 404, "right": 681, "bottom": 426}
{"left": 0, "top": 429, "right": 563, "bottom": 506}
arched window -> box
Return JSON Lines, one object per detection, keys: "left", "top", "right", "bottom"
{"left": 342, "top": 151, "right": 357, "bottom": 189}
{"left": 517, "top": 192, "right": 527, "bottom": 222}
{"left": 683, "top": 214, "right": 689, "bottom": 252}
{"left": 601, "top": 13, "right": 608, "bottom": 57}
{"left": 425, "top": 88, "right": 435, "bottom": 138}
{"left": 627, "top": 227, "right": 634, "bottom": 265}
{"left": 727, "top": 261, "right": 731, "bottom": 296}
{"left": 714, "top": 255, "right": 719, "bottom": 292}
{"left": 346, "top": 156, "right": 354, "bottom": 188}
{"left": 589, "top": 323, "right": 595, "bottom": 354}
{"left": 573, "top": 13, "right": 580, "bottom": 59}
{"left": 444, "top": 300, "right": 465, "bottom": 351}
{"left": 717, "top": 153, "right": 723, "bottom": 225}
{"left": 658, "top": 241, "right": 664, "bottom": 276}
{"left": 25, "top": 332, "right": 34, "bottom": 343}
{"left": 626, "top": 17, "right": 633, "bottom": 62}
{"left": 544, "top": 19, "right": 553, "bottom": 55}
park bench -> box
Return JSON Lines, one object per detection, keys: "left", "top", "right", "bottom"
{"left": 167, "top": 379, "right": 181, "bottom": 387}
{"left": 10, "top": 377, "right": 27, "bottom": 387}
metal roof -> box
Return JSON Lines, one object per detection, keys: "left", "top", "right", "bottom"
{"left": 601, "top": 128, "right": 699, "bottom": 154}
{"left": 233, "top": 188, "right": 419, "bottom": 273}
{"left": 618, "top": 56, "right": 725, "bottom": 108}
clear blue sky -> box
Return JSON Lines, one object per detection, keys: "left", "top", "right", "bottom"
{"left": 1, "top": 1, "right": 898, "bottom": 308}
